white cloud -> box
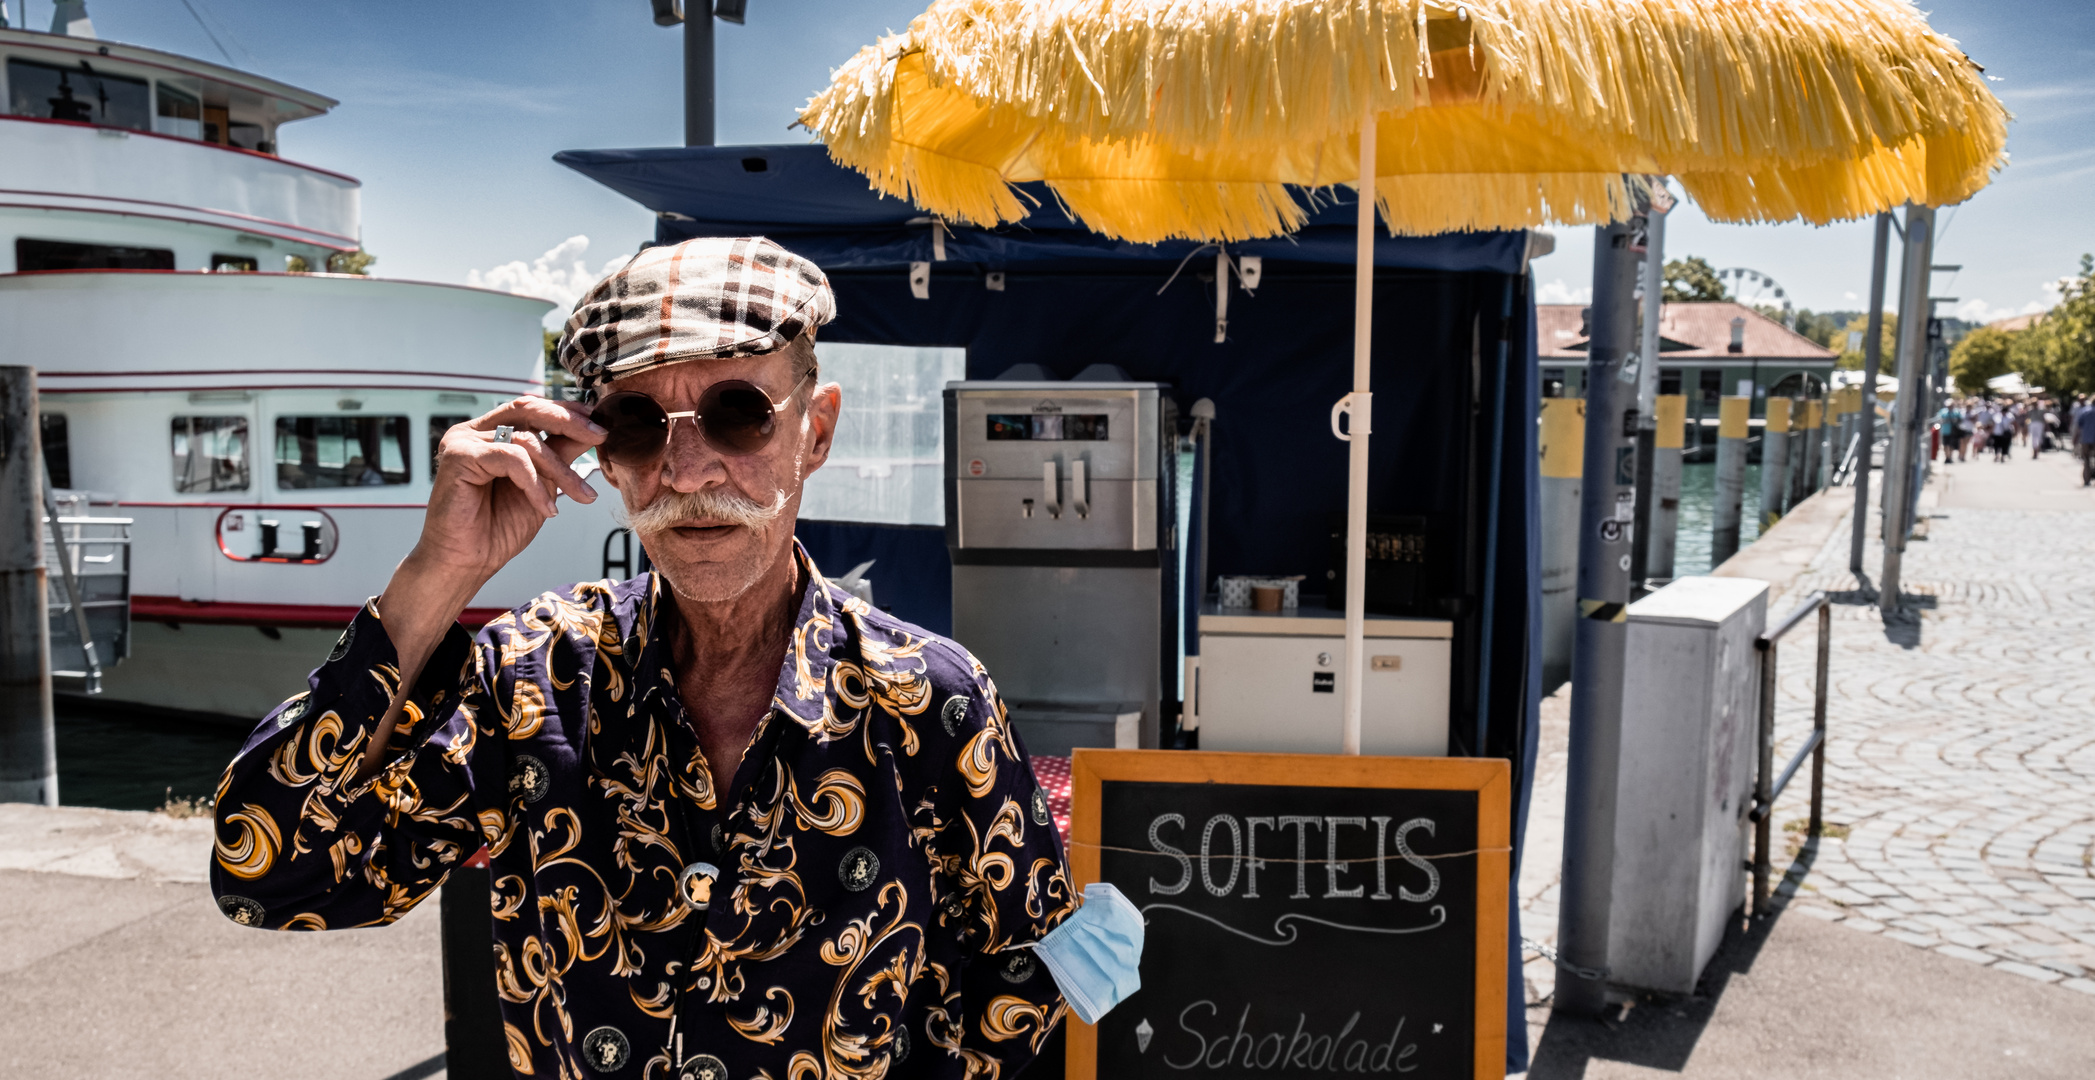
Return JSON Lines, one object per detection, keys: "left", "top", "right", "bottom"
{"left": 467, "top": 236, "right": 629, "bottom": 325}
{"left": 1844, "top": 291, "right": 1859, "bottom": 302}
{"left": 1536, "top": 278, "right": 1591, "bottom": 305}
{"left": 1954, "top": 297, "right": 2051, "bottom": 324}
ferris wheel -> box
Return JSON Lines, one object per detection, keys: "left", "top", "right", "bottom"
{"left": 1717, "top": 267, "right": 1793, "bottom": 326}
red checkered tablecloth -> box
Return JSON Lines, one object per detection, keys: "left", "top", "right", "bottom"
{"left": 1030, "top": 755, "right": 1072, "bottom": 847}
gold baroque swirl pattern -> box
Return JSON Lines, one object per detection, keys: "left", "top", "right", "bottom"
{"left": 209, "top": 555, "right": 1077, "bottom": 1078}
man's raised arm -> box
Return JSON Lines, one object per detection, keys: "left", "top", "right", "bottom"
{"left": 206, "top": 397, "right": 603, "bottom": 930}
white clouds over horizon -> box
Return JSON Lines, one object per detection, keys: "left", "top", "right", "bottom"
{"left": 1536, "top": 278, "right": 1591, "bottom": 305}
{"left": 466, "top": 236, "right": 629, "bottom": 328}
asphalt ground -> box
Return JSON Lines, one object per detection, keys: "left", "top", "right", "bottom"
{"left": 0, "top": 805, "right": 446, "bottom": 1079}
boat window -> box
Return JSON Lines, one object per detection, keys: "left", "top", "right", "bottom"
{"left": 41, "top": 413, "right": 71, "bottom": 489}
{"left": 275, "top": 416, "right": 411, "bottom": 488}
{"left": 228, "top": 121, "right": 267, "bottom": 152}
{"left": 6, "top": 58, "right": 150, "bottom": 131}
{"left": 211, "top": 253, "right": 259, "bottom": 272}
{"left": 17, "top": 238, "right": 176, "bottom": 272}
{"left": 172, "top": 417, "right": 251, "bottom": 493}
{"left": 429, "top": 416, "right": 471, "bottom": 470}
{"left": 797, "top": 343, "right": 967, "bottom": 526}
{"left": 153, "top": 84, "right": 202, "bottom": 140}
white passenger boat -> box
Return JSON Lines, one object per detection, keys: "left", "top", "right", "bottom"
{"left": 0, "top": 13, "right": 621, "bottom": 718}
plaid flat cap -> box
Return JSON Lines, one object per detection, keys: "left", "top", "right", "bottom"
{"left": 556, "top": 236, "right": 836, "bottom": 391}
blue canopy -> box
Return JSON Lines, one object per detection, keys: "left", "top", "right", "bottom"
{"left": 555, "top": 145, "right": 1529, "bottom": 273}
{"left": 559, "top": 144, "right": 1543, "bottom": 1073}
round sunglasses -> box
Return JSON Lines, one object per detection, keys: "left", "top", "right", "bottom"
{"left": 589, "top": 369, "right": 814, "bottom": 465}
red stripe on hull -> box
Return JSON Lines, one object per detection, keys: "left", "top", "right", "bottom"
{"left": 132, "top": 595, "right": 507, "bottom": 629}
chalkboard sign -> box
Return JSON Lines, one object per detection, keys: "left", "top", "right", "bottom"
{"left": 1067, "top": 751, "right": 1509, "bottom": 1080}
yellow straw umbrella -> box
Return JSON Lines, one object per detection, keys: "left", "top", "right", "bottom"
{"left": 800, "top": 0, "right": 2006, "bottom": 752}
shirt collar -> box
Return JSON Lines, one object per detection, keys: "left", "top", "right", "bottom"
{"left": 625, "top": 539, "right": 843, "bottom": 733}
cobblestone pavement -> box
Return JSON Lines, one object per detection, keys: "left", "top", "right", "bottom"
{"left": 1771, "top": 452, "right": 2095, "bottom": 992}
{"left": 1516, "top": 449, "right": 2095, "bottom": 1052}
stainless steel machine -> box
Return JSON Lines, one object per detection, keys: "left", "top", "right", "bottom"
{"left": 944, "top": 374, "right": 1178, "bottom": 754}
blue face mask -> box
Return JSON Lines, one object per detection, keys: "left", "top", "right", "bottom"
{"left": 1031, "top": 881, "right": 1144, "bottom": 1024}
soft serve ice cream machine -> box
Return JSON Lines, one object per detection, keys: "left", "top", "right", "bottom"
{"left": 944, "top": 377, "right": 1178, "bottom": 754}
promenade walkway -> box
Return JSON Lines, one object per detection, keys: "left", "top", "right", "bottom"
{"left": 1516, "top": 447, "right": 2095, "bottom": 1077}
{"left": 0, "top": 804, "right": 447, "bottom": 1079}
{"left": 1774, "top": 449, "right": 2095, "bottom": 983}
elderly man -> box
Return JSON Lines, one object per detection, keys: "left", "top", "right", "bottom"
{"left": 211, "top": 238, "right": 1077, "bottom": 1078}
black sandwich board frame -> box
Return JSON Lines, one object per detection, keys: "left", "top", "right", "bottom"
{"left": 1067, "top": 750, "right": 1509, "bottom": 1080}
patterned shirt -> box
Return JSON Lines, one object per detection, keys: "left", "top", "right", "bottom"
{"left": 210, "top": 549, "right": 1076, "bottom": 1079}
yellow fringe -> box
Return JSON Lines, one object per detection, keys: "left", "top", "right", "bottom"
{"left": 799, "top": 0, "right": 2008, "bottom": 243}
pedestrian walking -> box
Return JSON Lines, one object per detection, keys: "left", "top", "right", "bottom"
{"left": 2075, "top": 396, "right": 2095, "bottom": 485}
{"left": 2030, "top": 402, "right": 2049, "bottom": 460}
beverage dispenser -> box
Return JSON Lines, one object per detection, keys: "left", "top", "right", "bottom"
{"left": 944, "top": 376, "right": 1178, "bottom": 754}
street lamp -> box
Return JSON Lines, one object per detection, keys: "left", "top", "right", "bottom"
{"left": 650, "top": 0, "right": 748, "bottom": 146}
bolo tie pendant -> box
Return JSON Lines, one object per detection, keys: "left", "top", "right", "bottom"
{"left": 677, "top": 861, "right": 719, "bottom": 911}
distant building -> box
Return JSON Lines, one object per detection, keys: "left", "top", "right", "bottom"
{"left": 1537, "top": 301, "right": 1838, "bottom": 422}
{"left": 1985, "top": 312, "right": 2044, "bottom": 334}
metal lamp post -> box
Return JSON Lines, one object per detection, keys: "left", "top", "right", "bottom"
{"left": 650, "top": 0, "right": 748, "bottom": 147}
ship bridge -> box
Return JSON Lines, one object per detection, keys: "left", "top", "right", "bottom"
{"left": 0, "top": 23, "right": 358, "bottom": 270}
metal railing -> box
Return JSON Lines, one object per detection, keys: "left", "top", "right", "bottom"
{"left": 1750, "top": 590, "right": 1830, "bottom": 918}
{"left": 41, "top": 505, "right": 134, "bottom": 689}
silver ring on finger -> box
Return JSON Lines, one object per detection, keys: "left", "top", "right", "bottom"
{"left": 494, "top": 425, "right": 514, "bottom": 444}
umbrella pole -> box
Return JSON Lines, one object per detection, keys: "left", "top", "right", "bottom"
{"left": 1340, "top": 111, "right": 1376, "bottom": 756}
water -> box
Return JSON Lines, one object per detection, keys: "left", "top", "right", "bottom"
{"left": 1672, "top": 461, "right": 1764, "bottom": 577}
{"left": 53, "top": 702, "right": 246, "bottom": 811}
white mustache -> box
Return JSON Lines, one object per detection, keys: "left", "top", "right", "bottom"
{"left": 622, "top": 487, "right": 787, "bottom": 535}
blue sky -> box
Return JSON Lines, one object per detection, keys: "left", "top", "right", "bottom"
{"left": 37, "top": 0, "right": 2095, "bottom": 325}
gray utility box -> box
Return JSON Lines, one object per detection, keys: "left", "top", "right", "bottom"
{"left": 945, "top": 380, "right": 1177, "bottom": 756}
{"left": 1608, "top": 575, "right": 1768, "bottom": 994}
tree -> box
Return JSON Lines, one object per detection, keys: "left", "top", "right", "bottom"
{"left": 326, "top": 249, "right": 376, "bottom": 275}
{"left": 2009, "top": 255, "right": 2095, "bottom": 396}
{"left": 1792, "top": 309, "right": 1857, "bottom": 351}
{"left": 1950, "top": 325, "right": 2015, "bottom": 394}
{"left": 1834, "top": 312, "right": 1898, "bottom": 372}
{"left": 1662, "top": 255, "right": 1728, "bottom": 302}
{"left": 544, "top": 330, "right": 567, "bottom": 392}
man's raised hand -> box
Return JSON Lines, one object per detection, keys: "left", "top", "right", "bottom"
{"left": 412, "top": 397, "right": 608, "bottom": 583}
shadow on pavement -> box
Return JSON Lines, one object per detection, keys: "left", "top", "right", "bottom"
{"left": 1524, "top": 843, "right": 1821, "bottom": 1079}
{"left": 1823, "top": 572, "right": 1936, "bottom": 649}
{"left": 379, "top": 1053, "right": 447, "bottom": 1080}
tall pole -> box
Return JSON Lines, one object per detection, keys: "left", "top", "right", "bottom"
{"left": 1759, "top": 398, "right": 1791, "bottom": 528}
{"left": 1629, "top": 189, "right": 1666, "bottom": 591}
{"left": 1338, "top": 110, "right": 1376, "bottom": 757}
{"left": 1850, "top": 213, "right": 1892, "bottom": 575}
{"left": 1880, "top": 204, "right": 1934, "bottom": 614}
{"left": 684, "top": 4, "right": 715, "bottom": 146}
{"left": 1711, "top": 396, "right": 1749, "bottom": 564}
{"left": 1, "top": 366, "right": 57, "bottom": 806}
{"left": 1555, "top": 217, "right": 1642, "bottom": 1017}
{"left": 1648, "top": 393, "right": 1684, "bottom": 584}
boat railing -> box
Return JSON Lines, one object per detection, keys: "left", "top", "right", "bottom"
{"left": 42, "top": 507, "right": 133, "bottom": 689}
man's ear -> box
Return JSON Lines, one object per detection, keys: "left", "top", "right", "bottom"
{"left": 802, "top": 383, "right": 842, "bottom": 471}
